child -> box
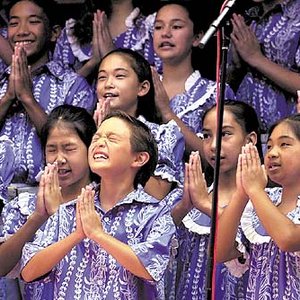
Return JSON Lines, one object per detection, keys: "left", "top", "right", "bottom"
{"left": 152, "top": 0, "right": 236, "bottom": 154}
{"left": 53, "top": 0, "right": 162, "bottom": 82}
{"left": 0, "top": 104, "right": 97, "bottom": 298}
{"left": 168, "top": 100, "right": 262, "bottom": 299}
{"left": 94, "top": 48, "right": 185, "bottom": 200}
{"left": 226, "top": 0, "right": 300, "bottom": 133}
{"left": 217, "top": 113, "right": 300, "bottom": 298}
{"left": 0, "top": 0, "right": 96, "bottom": 195}
{"left": 21, "top": 110, "right": 176, "bottom": 299}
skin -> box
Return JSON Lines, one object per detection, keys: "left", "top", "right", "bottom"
{"left": 95, "top": 52, "right": 173, "bottom": 200}
{"left": 152, "top": 3, "right": 204, "bottom": 154}
{"left": 0, "top": 122, "right": 91, "bottom": 276}
{"left": 228, "top": 0, "right": 300, "bottom": 96}
{"left": 21, "top": 117, "right": 153, "bottom": 282}
{"left": 217, "top": 122, "right": 300, "bottom": 263}
{"left": 0, "top": 1, "right": 55, "bottom": 134}
{"left": 172, "top": 106, "right": 257, "bottom": 224}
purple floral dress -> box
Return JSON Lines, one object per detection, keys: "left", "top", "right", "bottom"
{"left": 232, "top": 0, "right": 300, "bottom": 132}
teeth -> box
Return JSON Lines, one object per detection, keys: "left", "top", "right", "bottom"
{"left": 94, "top": 154, "right": 108, "bottom": 159}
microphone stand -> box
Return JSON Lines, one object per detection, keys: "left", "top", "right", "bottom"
{"left": 205, "top": 24, "right": 231, "bottom": 300}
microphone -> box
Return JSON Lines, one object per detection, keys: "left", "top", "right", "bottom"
{"left": 199, "top": 0, "right": 237, "bottom": 49}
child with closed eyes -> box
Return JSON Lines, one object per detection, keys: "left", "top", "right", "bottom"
{"left": 0, "top": 104, "right": 97, "bottom": 299}
{"left": 21, "top": 110, "right": 177, "bottom": 300}
{"left": 217, "top": 113, "right": 300, "bottom": 299}
{"left": 94, "top": 48, "right": 185, "bottom": 201}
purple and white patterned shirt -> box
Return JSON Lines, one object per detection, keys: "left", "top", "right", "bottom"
{"left": 19, "top": 185, "right": 176, "bottom": 300}
{"left": 233, "top": 0, "right": 300, "bottom": 132}
{"left": 0, "top": 60, "right": 96, "bottom": 185}
{"left": 53, "top": 8, "right": 162, "bottom": 74}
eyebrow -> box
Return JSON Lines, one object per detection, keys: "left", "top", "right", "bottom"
{"left": 10, "top": 14, "right": 44, "bottom": 20}
{"left": 267, "top": 135, "right": 295, "bottom": 142}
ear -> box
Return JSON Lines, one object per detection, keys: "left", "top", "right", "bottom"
{"left": 50, "top": 25, "right": 62, "bottom": 43}
{"left": 132, "top": 151, "right": 150, "bottom": 168}
{"left": 246, "top": 132, "right": 257, "bottom": 145}
{"left": 137, "top": 80, "right": 150, "bottom": 97}
{"left": 192, "top": 31, "right": 204, "bottom": 48}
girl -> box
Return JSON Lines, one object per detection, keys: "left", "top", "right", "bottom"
{"left": 94, "top": 48, "right": 185, "bottom": 200}
{"left": 152, "top": 0, "right": 236, "bottom": 154}
{"left": 217, "top": 113, "right": 300, "bottom": 299}
{"left": 53, "top": 0, "right": 162, "bottom": 83}
{"left": 21, "top": 111, "right": 176, "bottom": 299}
{"left": 168, "top": 100, "right": 262, "bottom": 299}
{"left": 0, "top": 104, "right": 97, "bottom": 298}
{"left": 226, "top": 0, "right": 300, "bottom": 133}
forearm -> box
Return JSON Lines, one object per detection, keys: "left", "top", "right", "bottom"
{"left": 0, "top": 95, "right": 14, "bottom": 125}
{"left": 216, "top": 192, "right": 247, "bottom": 262}
{"left": 21, "top": 232, "right": 82, "bottom": 282}
{"left": 162, "top": 110, "right": 203, "bottom": 154}
{"left": 91, "top": 231, "right": 153, "bottom": 280}
{"left": 249, "top": 189, "right": 300, "bottom": 252}
{"left": 248, "top": 54, "right": 300, "bottom": 95}
{"left": 21, "top": 96, "right": 47, "bottom": 134}
{"left": 0, "top": 35, "right": 13, "bottom": 66}
{"left": 0, "top": 212, "right": 48, "bottom": 276}
{"left": 77, "top": 59, "right": 99, "bottom": 78}
{"left": 171, "top": 201, "right": 192, "bottom": 225}
{"left": 144, "top": 176, "right": 172, "bottom": 200}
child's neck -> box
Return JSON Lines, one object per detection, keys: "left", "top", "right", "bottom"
{"left": 162, "top": 60, "right": 194, "bottom": 99}
{"left": 216, "top": 173, "right": 237, "bottom": 207}
{"left": 109, "top": 1, "right": 134, "bottom": 39}
{"left": 100, "top": 180, "right": 135, "bottom": 211}
{"left": 279, "top": 185, "right": 300, "bottom": 214}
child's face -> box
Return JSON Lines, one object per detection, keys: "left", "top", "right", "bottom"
{"left": 153, "top": 4, "right": 199, "bottom": 63}
{"left": 265, "top": 122, "right": 300, "bottom": 186}
{"left": 8, "top": 1, "right": 50, "bottom": 62}
{"left": 45, "top": 125, "right": 90, "bottom": 191}
{"left": 202, "top": 107, "right": 248, "bottom": 174}
{"left": 97, "top": 54, "right": 145, "bottom": 117}
{"left": 89, "top": 117, "right": 137, "bottom": 178}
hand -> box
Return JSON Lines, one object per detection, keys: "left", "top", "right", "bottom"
{"left": 78, "top": 186, "right": 102, "bottom": 240}
{"left": 240, "top": 144, "right": 267, "bottom": 197}
{"left": 90, "top": 10, "right": 115, "bottom": 66}
{"left": 12, "top": 44, "right": 34, "bottom": 105}
{"left": 93, "top": 97, "right": 111, "bottom": 127}
{"left": 151, "top": 67, "right": 171, "bottom": 116}
{"left": 187, "top": 151, "right": 210, "bottom": 212}
{"left": 296, "top": 90, "right": 300, "bottom": 113}
{"left": 35, "top": 172, "right": 50, "bottom": 219}
{"left": 230, "top": 13, "right": 263, "bottom": 67}
{"left": 43, "top": 163, "right": 63, "bottom": 215}
{"left": 74, "top": 190, "right": 86, "bottom": 239}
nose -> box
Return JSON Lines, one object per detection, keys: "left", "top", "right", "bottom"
{"left": 105, "top": 76, "right": 115, "bottom": 89}
{"left": 161, "top": 26, "right": 172, "bottom": 38}
{"left": 210, "top": 136, "right": 217, "bottom": 152}
{"left": 55, "top": 154, "right": 67, "bottom": 166}
{"left": 16, "top": 21, "right": 30, "bottom": 37}
{"left": 266, "top": 145, "right": 279, "bottom": 158}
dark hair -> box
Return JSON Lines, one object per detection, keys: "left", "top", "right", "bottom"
{"left": 102, "top": 110, "right": 158, "bottom": 188}
{"left": 203, "top": 100, "right": 264, "bottom": 161}
{"left": 268, "top": 113, "right": 300, "bottom": 141}
{"left": 156, "top": 0, "right": 216, "bottom": 79}
{"left": 100, "top": 48, "right": 162, "bottom": 124}
{"left": 74, "top": 0, "right": 160, "bottom": 45}
{"left": 8, "top": 0, "right": 63, "bottom": 29}
{"left": 40, "top": 104, "right": 98, "bottom": 180}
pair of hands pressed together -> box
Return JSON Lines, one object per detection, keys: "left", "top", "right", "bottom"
{"left": 236, "top": 143, "right": 268, "bottom": 202}
{"left": 35, "top": 163, "right": 63, "bottom": 220}
{"left": 5, "top": 45, "right": 33, "bottom": 108}
{"left": 75, "top": 186, "right": 103, "bottom": 241}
